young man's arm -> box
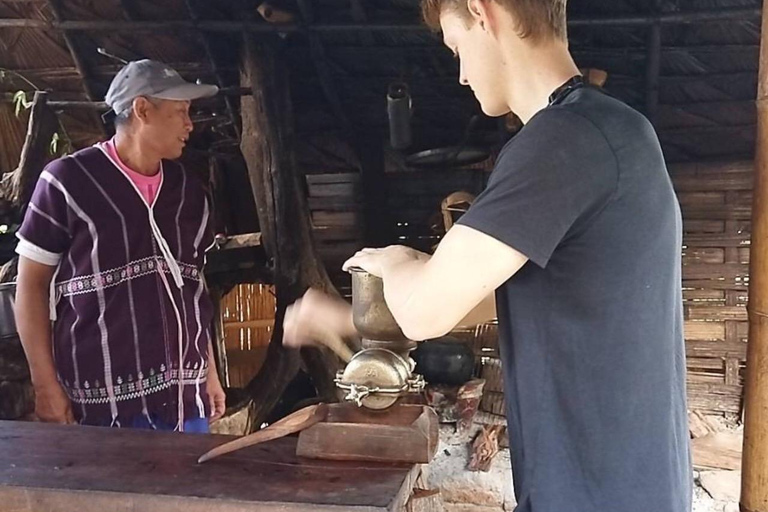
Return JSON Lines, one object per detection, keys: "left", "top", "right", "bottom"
{"left": 344, "top": 225, "right": 525, "bottom": 341}
{"left": 16, "top": 256, "right": 74, "bottom": 424}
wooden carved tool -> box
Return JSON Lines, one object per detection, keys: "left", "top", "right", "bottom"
{"left": 198, "top": 403, "right": 329, "bottom": 464}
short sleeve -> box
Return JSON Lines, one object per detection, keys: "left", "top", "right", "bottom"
{"left": 16, "top": 167, "right": 71, "bottom": 266}
{"left": 200, "top": 196, "right": 214, "bottom": 256}
{"left": 457, "top": 109, "right": 618, "bottom": 268}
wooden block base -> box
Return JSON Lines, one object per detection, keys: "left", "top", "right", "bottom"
{"left": 297, "top": 403, "right": 439, "bottom": 464}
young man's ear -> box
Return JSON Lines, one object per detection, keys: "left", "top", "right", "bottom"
{"left": 466, "top": 0, "right": 493, "bottom": 33}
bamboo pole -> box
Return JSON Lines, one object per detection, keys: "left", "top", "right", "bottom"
{"left": 742, "top": 4, "right": 768, "bottom": 512}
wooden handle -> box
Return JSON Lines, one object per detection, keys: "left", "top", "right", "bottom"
{"left": 198, "top": 403, "right": 328, "bottom": 464}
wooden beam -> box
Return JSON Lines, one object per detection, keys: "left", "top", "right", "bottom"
{"left": 239, "top": 36, "right": 341, "bottom": 427}
{"left": 117, "top": 0, "right": 141, "bottom": 21}
{"left": 296, "top": 0, "right": 352, "bottom": 131}
{"left": 0, "top": 7, "right": 759, "bottom": 31}
{"left": 183, "top": 0, "right": 240, "bottom": 139}
{"left": 349, "top": 0, "right": 374, "bottom": 46}
{"left": 44, "top": 0, "right": 99, "bottom": 102}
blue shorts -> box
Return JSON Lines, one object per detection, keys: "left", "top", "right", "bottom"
{"left": 128, "top": 414, "right": 210, "bottom": 433}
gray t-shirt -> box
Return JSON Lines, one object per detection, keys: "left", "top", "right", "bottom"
{"left": 458, "top": 86, "right": 691, "bottom": 512}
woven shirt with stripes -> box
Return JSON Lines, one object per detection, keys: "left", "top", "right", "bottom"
{"left": 16, "top": 145, "right": 214, "bottom": 429}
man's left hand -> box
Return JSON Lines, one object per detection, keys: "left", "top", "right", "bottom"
{"left": 207, "top": 371, "right": 226, "bottom": 423}
{"left": 342, "top": 245, "right": 430, "bottom": 277}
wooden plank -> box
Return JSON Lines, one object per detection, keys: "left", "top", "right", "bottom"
{"left": 686, "top": 305, "right": 747, "bottom": 321}
{"left": 480, "top": 391, "right": 506, "bottom": 416}
{"left": 687, "top": 357, "right": 726, "bottom": 371}
{"left": 725, "top": 358, "right": 742, "bottom": 386}
{"left": 682, "top": 280, "right": 749, "bottom": 291}
{"left": 677, "top": 191, "right": 725, "bottom": 207}
{"left": 682, "top": 263, "right": 749, "bottom": 280}
{"left": 686, "top": 340, "right": 747, "bottom": 359}
{"left": 313, "top": 226, "right": 364, "bottom": 242}
{"left": 307, "top": 182, "right": 360, "bottom": 198}
{"left": 688, "top": 411, "right": 718, "bottom": 439}
{"left": 0, "top": 421, "right": 418, "bottom": 512}
{"left": 308, "top": 196, "right": 363, "bottom": 210}
{"left": 739, "top": 321, "right": 750, "bottom": 339}
{"left": 683, "top": 233, "right": 750, "bottom": 247}
{"left": 740, "top": 247, "right": 752, "bottom": 263}
{"left": 312, "top": 211, "right": 361, "bottom": 227}
{"left": 681, "top": 205, "right": 752, "bottom": 220}
{"left": 685, "top": 321, "right": 726, "bottom": 341}
{"left": 683, "top": 220, "right": 726, "bottom": 233}
{"left": 672, "top": 172, "right": 753, "bottom": 192}
{"left": 478, "top": 358, "right": 504, "bottom": 393}
{"left": 306, "top": 173, "right": 360, "bottom": 185}
{"left": 687, "top": 389, "right": 742, "bottom": 414}
{"left": 682, "top": 248, "right": 725, "bottom": 264}
{"left": 683, "top": 289, "right": 725, "bottom": 301}
{"left": 669, "top": 160, "right": 752, "bottom": 175}
{"left": 691, "top": 432, "right": 743, "bottom": 470}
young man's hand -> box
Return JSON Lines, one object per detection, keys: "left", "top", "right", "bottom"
{"left": 207, "top": 371, "right": 226, "bottom": 423}
{"left": 342, "top": 245, "right": 430, "bottom": 277}
{"left": 34, "top": 382, "right": 75, "bottom": 424}
{"left": 283, "top": 288, "right": 356, "bottom": 350}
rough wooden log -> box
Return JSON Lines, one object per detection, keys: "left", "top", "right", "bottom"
{"left": 0, "top": 91, "right": 57, "bottom": 284}
{"left": 239, "top": 36, "right": 340, "bottom": 428}
{"left": 0, "top": 91, "right": 56, "bottom": 212}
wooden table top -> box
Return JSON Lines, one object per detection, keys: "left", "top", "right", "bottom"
{"left": 0, "top": 420, "right": 419, "bottom": 512}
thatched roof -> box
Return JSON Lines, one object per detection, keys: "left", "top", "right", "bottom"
{"left": 0, "top": 0, "right": 762, "bottom": 176}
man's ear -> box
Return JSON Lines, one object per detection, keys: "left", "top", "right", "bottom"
{"left": 133, "top": 96, "right": 153, "bottom": 124}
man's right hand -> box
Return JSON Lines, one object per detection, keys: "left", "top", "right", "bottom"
{"left": 33, "top": 383, "right": 75, "bottom": 424}
{"left": 283, "top": 288, "right": 357, "bottom": 350}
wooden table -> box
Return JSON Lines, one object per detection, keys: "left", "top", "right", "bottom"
{"left": 0, "top": 421, "right": 421, "bottom": 511}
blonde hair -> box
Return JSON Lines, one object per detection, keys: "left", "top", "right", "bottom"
{"left": 421, "top": 0, "right": 568, "bottom": 42}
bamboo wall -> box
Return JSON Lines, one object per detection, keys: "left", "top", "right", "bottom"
{"left": 221, "top": 283, "right": 276, "bottom": 388}
{"left": 673, "top": 160, "right": 751, "bottom": 416}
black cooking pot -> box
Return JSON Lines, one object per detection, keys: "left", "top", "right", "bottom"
{"left": 412, "top": 336, "right": 475, "bottom": 386}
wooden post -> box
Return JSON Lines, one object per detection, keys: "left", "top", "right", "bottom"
{"left": 742, "top": 5, "right": 768, "bottom": 512}
{"left": 240, "top": 36, "right": 341, "bottom": 427}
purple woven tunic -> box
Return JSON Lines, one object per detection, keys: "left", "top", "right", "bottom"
{"left": 16, "top": 146, "right": 214, "bottom": 428}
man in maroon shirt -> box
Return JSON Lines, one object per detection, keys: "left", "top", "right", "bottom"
{"left": 15, "top": 60, "right": 226, "bottom": 432}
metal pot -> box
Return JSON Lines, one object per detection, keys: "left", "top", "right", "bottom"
{"left": 335, "top": 348, "right": 424, "bottom": 410}
{"left": 412, "top": 336, "right": 475, "bottom": 386}
{"left": 349, "top": 267, "right": 408, "bottom": 342}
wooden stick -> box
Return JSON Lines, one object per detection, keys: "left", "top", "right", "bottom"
{"left": 198, "top": 403, "right": 328, "bottom": 463}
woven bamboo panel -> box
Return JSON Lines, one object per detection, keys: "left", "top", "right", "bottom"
{"left": 221, "top": 284, "right": 276, "bottom": 387}
{"left": 672, "top": 161, "right": 751, "bottom": 414}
